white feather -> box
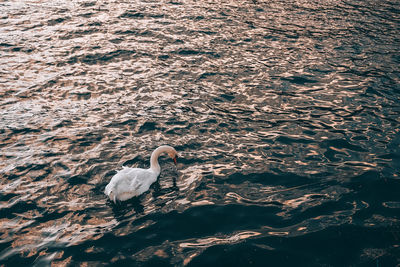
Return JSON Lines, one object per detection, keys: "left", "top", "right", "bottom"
{"left": 104, "top": 145, "right": 178, "bottom": 203}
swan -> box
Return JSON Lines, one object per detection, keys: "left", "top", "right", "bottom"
{"left": 105, "top": 145, "right": 178, "bottom": 203}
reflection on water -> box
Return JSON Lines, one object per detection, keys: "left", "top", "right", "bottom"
{"left": 1, "top": 0, "right": 400, "bottom": 265}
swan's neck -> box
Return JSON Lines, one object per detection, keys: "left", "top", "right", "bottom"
{"left": 149, "top": 145, "right": 173, "bottom": 175}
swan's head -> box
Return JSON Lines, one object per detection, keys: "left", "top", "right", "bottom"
{"left": 167, "top": 148, "right": 178, "bottom": 165}
{"left": 153, "top": 145, "right": 179, "bottom": 166}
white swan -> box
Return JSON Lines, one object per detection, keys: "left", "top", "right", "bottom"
{"left": 105, "top": 145, "right": 178, "bottom": 203}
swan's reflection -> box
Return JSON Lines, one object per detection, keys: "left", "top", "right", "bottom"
{"left": 109, "top": 172, "right": 179, "bottom": 221}
{"left": 110, "top": 196, "right": 145, "bottom": 221}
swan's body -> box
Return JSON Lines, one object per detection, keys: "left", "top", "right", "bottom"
{"left": 105, "top": 145, "right": 178, "bottom": 203}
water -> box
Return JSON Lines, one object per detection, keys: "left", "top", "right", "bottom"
{"left": 1, "top": 0, "right": 400, "bottom": 265}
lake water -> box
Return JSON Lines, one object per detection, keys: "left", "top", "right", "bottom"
{"left": 1, "top": 0, "right": 400, "bottom": 266}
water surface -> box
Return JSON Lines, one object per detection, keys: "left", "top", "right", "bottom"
{"left": 1, "top": 0, "right": 400, "bottom": 266}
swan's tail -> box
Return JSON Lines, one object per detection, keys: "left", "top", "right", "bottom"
{"left": 110, "top": 191, "right": 116, "bottom": 203}
{"left": 105, "top": 184, "right": 117, "bottom": 203}
{"left": 107, "top": 190, "right": 117, "bottom": 204}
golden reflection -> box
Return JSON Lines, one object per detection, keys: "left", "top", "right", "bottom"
{"left": 191, "top": 200, "right": 214, "bottom": 206}
{"left": 180, "top": 231, "right": 261, "bottom": 248}
{"left": 178, "top": 163, "right": 236, "bottom": 191}
{"left": 283, "top": 194, "right": 319, "bottom": 209}
{"left": 268, "top": 231, "right": 289, "bottom": 236}
{"left": 183, "top": 251, "right": 201, "bottom": 266}
{"left": 154, "top": 249, "right": 168, "bottom": 258}
{"left": 51, "top": 255, "right": 72, "bottom": 266}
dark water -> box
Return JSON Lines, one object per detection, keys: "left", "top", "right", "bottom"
{"left": 1, "top": 0, "right": 400, "bottom": 266}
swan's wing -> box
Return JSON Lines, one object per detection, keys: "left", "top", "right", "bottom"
{"left": 128, "top": 169, "right": 157, "bottom": 194}
{"left": 105, "top": 168, "right": 157, "bottom": 202}
{"left": 115, "top": 168, "right": 150, "bottom": 192}
{"left": 116, "top": 168, "right": 140, "bottom": 189}
{"left": 105, "top": 168, "right": 138, "bottom": 200}
{"left": 129, "top": 175, "right": 141, "bottom": 191}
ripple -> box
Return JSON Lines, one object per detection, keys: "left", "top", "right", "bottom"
{"left": 1, "top": 0, "right": 399, "bottom": 265}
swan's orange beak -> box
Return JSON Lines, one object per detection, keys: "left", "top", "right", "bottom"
{"left": 173, "top": 156, "right": 178, "bottom": 166}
